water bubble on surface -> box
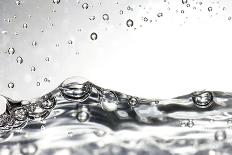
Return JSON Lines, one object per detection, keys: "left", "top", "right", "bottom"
{"left": 187, "top": 120, "right": 194, "bottom": 128}
{"left": 102, "top": 14, "right": 109, "bottom": 21}
{"left": 100, "top": 90, "right": 118, "bottom": 111}
{"left": 126, "top": 19, "right": 134, "bottom": 27}
{"left": 77, "top": 106, "right": 89, "bottom": 122}
{"left": 128, "top": 97, "right": 138, "bottom": 107}
{"left": 82, "top": 3, "right": 89, "bottom": 9}
{"left": 214, "top": 130, "right": 226, "bottom": 141}
{"left": 94, "top": 130, "right": 106, "bottom": 137}
{"left": 68, "top": 40, "right": 73, "bottom": 45}
{"left": 16, "top": 56, "right": 23, "bottom": 64}
{"left": 32, "top": 41, "right": 37, "bottom": 47}
{"left": 89, "top": 16, "right": 95, "bottom": 20}
{"left": 208, "top": 7, "right": 213, "bottom": 12}
{"left": 192, "top": 91, "right": 213, "bottom": 108}
{"left": 40, "top": 98, "right": 55, "bottom": 109}
{"left": 8, "top": 82, "right": 14, "bottom": 88}
{"left": 13, "top": 108, "right": 28, "bottom": 121}
{"left": 20, "top": 143, "right": 37, "bottom": 155}
{"left": 8, "top": 48, "right": 15, "bottom": 55}
{"left": 45, "top": 57, "right": 50, "bottom": 62}
{"left": 60, "top": 76, "right": 91, "bottom": 101}
{"left": 23, "top": 23, "right": 28, "bottom": 29}
{"left": 90, "top": 32, "right": 98, "bottom": 40}
{"left": 53, "top": 0, "right": 60, "bottom": 4}
{"left": 36, "top": 82, "right": 40, "bottom": 86}
{"left": 228, "top": 16, "right": 231, "bottom": 20}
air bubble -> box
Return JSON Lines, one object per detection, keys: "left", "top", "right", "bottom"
{"left": 32, "top": 41, "right": 37, "bottom": 47}
{"left": 102, "top": 14, "right": 109, "bottom": 21}
{"left": 82, "top": 3, "right": 88, "bottom": 9}
{"left": 8, "top": 48, "right": 15, "bottom": 55}
{"left": 192, "top": 91, "right": 213, "bottom": 109}
{"left": 68, "top": 40, "right": 73, "bottom": 44}
{"left": 8, "top": 82, "right": 14, "bottom": 88}
{"left": 89, "top": 16, "right": 95, "bottom": 20}
{"left": 36, "top": 82, "right": 40, "bottom": 86}
{"left": 182, "top": 0, "right": 187, "bottom": 4}
{"left": 128, "top": 97, "right": 138, "bottom": 107}
{"left": 53, "top": 0, "right": 60, "bottom": 4}
{"left": 23, "top": 23, "right": 28, "bottom": 29}
{"left": 31, "top": 66, "right": 36, "bottom": 72}
{"left": 126, "top": 19, "right": 134, "bottom": 27}
{"left": 100, "top": 90, "right": 118, "bottom": 112}
{"left": 187, "top": 120, "right": 194, "bottom": 128}
{"left": 208, "top": 7, "right": 213, "bottom": 12}
{"left": 45, "top": 57, "right": 50, "bottom": 62}
{"left": 16, "top": 56, "right": 23, "bottom": 64}
{"left": 157, "top": 13, "right": 163, "bottom": 17}
{"left": 13, "top": 108, "right": 28, "bottom": 121}
{"left": 90, "top": 32, "right": 98, "bottom": 40}
{"left": 16, "top": 0, "right": 21, "bottom": 5}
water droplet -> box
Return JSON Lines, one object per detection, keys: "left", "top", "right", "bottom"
{"left": 8, "top": 47, "right": 15, "bottom": 55}
{"left": 8, "top": 82, "right": 14, "bottom": 88}
{"left": 102, "top": 14, "right": 109, "bottom": 21}
{"left": 90, "top": 32, "right": 98, "bottom": 40}
{"left": 182, "top": 0, "right": 187, "bottom": 4}
{"left": 60, "top": 76, "right": 91, "bottom": 101}
{"left": 192, "top": 91, "right": 213, "bottom": 109}
{"left": 32, "top": 41, "right": 37, "bottom": 47}
{"left": 53, "top": 0, "right": 60, "bottom": 4}
{"left": 68, "top": 40, "right": 73, "bottom": 44}
{"left": 36, "top": 82, "right": 40, "bottom": 86}
{"left": 214, "top": 130, "right": 226, "bottom": 141}
{"left": 20, "top": 143, "right": 37, "bottom": 155}
{"left": 100, "top": 90, "right": 118, "bottom": 111}
{"left": 181, "top": 10, "right": 184, "bottom": 13}
{"left": 143, "top": 17, "right": 148, "bottom": 22}
{"left": 126, "top": 19, "right": 134, "bottom": 27}
{"left": 208, "top": 7, "right": 213, "bottom": 12}
{"left": 45, "top": 57, "right": 50, "bottom": 62}
{"left": 228, "top": 16, "right": 231, "bottom": 20}
{"left": 157, "top": 12, "right": 163, "bottom": 17}
{"left": 94, "top": 130, "right": 106, "bottom": 137}
{"left": 31, "top": 66, "right": 36, "bottom": 72}
{"left": 16, "top": 56, "right": 23, "bottom": 64}
{"left": 12, "top": 108, "right": 28, "bottom": 121}
{"left": 23, "top": 23, "right": 28, "bottom": 29}
{"left": 82, "top": 3, "right": 88, "bottom": 9}
{"left": 128, "top": 97, "right": 138, "bottom": 107}
{"left": 16, "top": 0, "right": 21, "bottom": 5}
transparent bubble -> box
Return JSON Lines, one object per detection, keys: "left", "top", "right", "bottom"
{"left": 53, "top": 0, "right": 60, "bottom": 4}
{"left": 100, "top": 90, "right": 118, "bottom": 111}
{"left": 8, "top": 82, "right": 14, "bottom": 88}
{"left": 144, "top": 17, "right": 148, "bottom": 22}
{"left": 186, "top": 120, "right": 194, "bottom": 128}
{"left": 128, "top": 97, "right": 138, "bottom": 107}
{"left": 23, "top": 23, "right": 28, "bottom": 29}
{"left": 192, "top": 91, "right": 213, "bottom": 109}
{"left": 16, "top": 56, "right": 23, "bottom": 64}
{"left": 32, "top": 41, "right": 37, "bottom": 47}
{"left": 16, "top": 0, "right": 21, "bottom": 5}
{"left": 126, "top": 19, "right": 134, "bottom": 27}
{"left": 182, "top": 0, "right": 188, "bottom": 4}
{"left": 208, "top": 7, "right": 213, "bottom": 12}
{"left": 31, "top": 66, "right": 36, "bottom": 72}
{"left": 20, "top": 143, "right": 37, "bottom": 155}
{"left": 8, "top": 47, "right": 15, "bottom": 55}
{"left": 13, "top": 108, "right": 28, "bottom": 121}
{"left": 76, "top": 106, "right": 89, "bottom": 122}
{"left": 228, "top": 16, "right": 231, "bottom": 20}
{"left": 157, "top": 12, "right": 163, "bottom": 17}
{"left": 68, "top": 40, "right": 73, "bottom": 45}
{"left": 102, "top": 14, "right": 109, "bottom": 21}
{"left": 89, "top": 16, "right": 95, "bottom": 20}
{"left": 214, "top": 130, "right": 226, "bottom": 141}
{"left": 120, "top": 10, "right": 123, "bottom": 15}
{"left": 90, "top": 32, "right": 98, "bottom": 40}
{"left": 45, "top": 57, "right": 50, "bottom": 62}
{"left": 82, "top": 3, "right": 88, "bottom": 9}
{"left": 36, "top": 82, "right": 40, "bottom": 86}
{"left": 40, "top": 98, "right": 55, "bottom": 109}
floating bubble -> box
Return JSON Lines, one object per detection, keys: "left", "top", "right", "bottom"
{"left": 192, "top": 91, "right": 213, "bottom": 109}
{"left": 36, "top": 82, "right": 40, "bottom": 86}
{"left": 102, "top": 14, "right": 109, "bottom": 21}
{"left": 82, "top": 3, "right": 88, "bottom": 9}
{"left": 126, "top": 19, "right": 134, "bottom": 27}
{"left": 120, "top": 10, "right": 123, "bottom": 15}
{"left": 16, "top": 56, "right": 23, "bottom": 64}
{"left": 8, "top": 82, "right": 14, "bottom": 88}
{"left": 208, "top": 7, "right": 213, "bottom": 12}
{"left": 23, "top": 23, "right": 28, "bottom": 29}
{"left": 228, "top": 16, "right": 231, "bottom": 20}
{"left": 45, "top": 57, "right": 50, "bottom": 62}
{"left": 157, "top": 12, "right": 163, "bottom": 17}
{"left": 60, "top": 76, "right": 91, "bottom": 101}
{"left": 94, "top": 130, "right": 106, "bottom": 137}
{"left": 16, "top": 0, "right": 21, "bottom": 5}
{"left": 214, "top": 130, "right": 226, "bottom": 141}
{"left": 31, "top": 66, "right": 36, "bottom": 72}
{"left": 68, "top": 40, "right": 73, "bottom": 44}
{"left": 89, "top": 16, "right": 95, "bottom": 20}
{"left": 32, "top": 41, "right": 37, "bottom": 47}
{"left": 182, "top": 0, "right": 188, "bottom": 4}
{"left": 40, "top": 98, "right": 56, "bottom": 109}
{"left": 53, "top": 0, "right": 60, "bottom": 4}
{"left": 8, "top": 48, "right": 15, "bottom": 55}
{"left": 76, "top": 106, "right": 89, "bottom": 122}
{"left": 90, "top": 32, "right": 98, "bottom": 40}
{"left": 186, "top": 120, "right": 194, "bottom": 128}
{"left": 100, "top": 90, "right": 118, "bottom": 112}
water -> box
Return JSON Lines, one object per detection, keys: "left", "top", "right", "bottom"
{"left": 1, "top": 76, "right": 232, "bottom": 155}
{"left": 1, "top": 0, "right": 232, "bottom": 154}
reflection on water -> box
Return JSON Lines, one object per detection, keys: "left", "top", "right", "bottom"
{"left": 1, "top": 76, "right": 232, "bottom": 155}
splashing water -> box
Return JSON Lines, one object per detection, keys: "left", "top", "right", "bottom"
{"left": 0, "top": 76, "right": 232, "bottom": 155}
